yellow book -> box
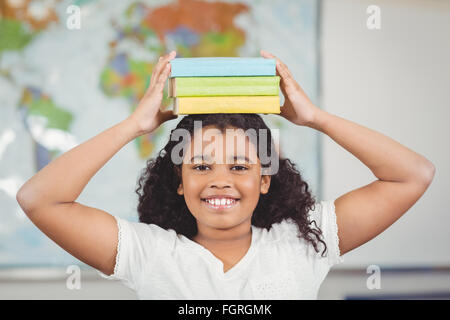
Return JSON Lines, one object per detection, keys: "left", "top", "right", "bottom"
{"left": 173, "top": 96, "right": 281, "bottom": 115}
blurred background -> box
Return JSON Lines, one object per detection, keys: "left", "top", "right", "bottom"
{"left": 0, "top": 0, "right": 448, "bottom": 299}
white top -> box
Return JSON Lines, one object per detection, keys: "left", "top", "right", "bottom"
{"left": 98, "top": 200, "right": 344, "bottom": 299}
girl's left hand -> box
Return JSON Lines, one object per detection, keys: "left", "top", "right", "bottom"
{"left": 128, "top": 51, "right": 178, "bottom": 135}
{"left": 260, "top": 50, "right": 320, "bottom": 127}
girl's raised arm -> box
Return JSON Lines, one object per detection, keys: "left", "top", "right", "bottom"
{"left": 16, "top": 51, "right": 177, "bottom": 275}
{"left": 261, "top": 50, "right": 435, "bottom": 256}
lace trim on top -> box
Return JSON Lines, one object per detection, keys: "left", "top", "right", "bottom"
{"left": 113, "top": 216, "right": 123, "bottom": 276}
{"left": 328, "top": 201, "right": 344, "bottom": 264}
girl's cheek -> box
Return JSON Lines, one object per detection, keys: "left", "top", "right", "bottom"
{"left": 238, "top": 173, "right": 260, "bottom": 188}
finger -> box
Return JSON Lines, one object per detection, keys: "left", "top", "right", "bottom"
{"left": 150, "top": 51, "right": 176, "bottom": 87}
{"left": 271, "top": 59, "right": 298, "bottom": 98}
{"left": 260, "top": 50, "right": 281, "bottom": 76}
{"left": 278, "top": 76, "right": 289, "bottom": 101}
{"left": 260, "top": 49, "right": 275, "bottom": 58}
{"left": 260, "top": 50, "right": 290, "bottom": 98}
{"left": 260, "top": 50, "right": 289, "bottom": 84}
{"left": 277, "top": 60, "right": 295, "bottom": 83}
{"left": 261, "top": 50, "right": 282, "bottom": 78}
{"left": 150, "top": 51, "right": 175, "bottom": 85}
{"left": 154, "top": 62, "right": 171, "bottom": 92}
{"left": 260, "top": 50, "right": 294, "bottom": 80}
{"left": 260, "top": 50, "right": 283, "bottom": 84}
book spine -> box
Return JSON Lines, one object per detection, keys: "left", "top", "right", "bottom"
{"left": 170, "top": 77, "right": 280, "bottom": 97}
{"left": 170, "top": 59, "right": 276, "bottom": 77}
{"left": 175, "top": 96, "right": 280, "bottom": 114}
{"left": 170, "top": 65, "right": 275, "bottom": 77}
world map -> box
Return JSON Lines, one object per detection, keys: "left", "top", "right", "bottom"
{"left": 0, "top": 0, "right": 320, "bottom": 267}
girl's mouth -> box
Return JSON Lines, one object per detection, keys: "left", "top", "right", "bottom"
{"left": 201, "top": 198, "right": 240, "bottom": 210}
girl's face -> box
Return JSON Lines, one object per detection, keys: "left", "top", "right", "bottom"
{"left": 177, "top": 125, "right": 271, "bottom": 233}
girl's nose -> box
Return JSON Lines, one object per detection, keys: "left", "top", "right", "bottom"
{"left": 207, "top": 166, "right": 233, "bottom": 189}
{"left": 210, "top": 181, "right": 231, "bottom": 189}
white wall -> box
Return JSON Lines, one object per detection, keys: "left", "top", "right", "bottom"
{"left": 321, "top": 0, "right": 450, "bottom": 267}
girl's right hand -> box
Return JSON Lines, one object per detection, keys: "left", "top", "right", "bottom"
{"left": 260, "top": 50, "right": 319, "bottom": 127}
{"left": 128, "top": 50, "right": 178, "bottom": 135}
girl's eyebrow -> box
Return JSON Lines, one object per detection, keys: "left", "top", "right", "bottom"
{"left": 190, "top": 155, "right": 211, "bottom": 163}
{"left": 233, "top": 155, "right": 251, "bottom": 163}
{"left": 190, "top": 155, "right": 251, "bottom": 163}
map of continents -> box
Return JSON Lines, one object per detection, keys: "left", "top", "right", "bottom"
{"left": 0, "top": 0, "right": 318, "bottom": 267}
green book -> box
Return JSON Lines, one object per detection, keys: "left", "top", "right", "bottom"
{"left": 168, "top": 76, "right": 280, "bottom": 97}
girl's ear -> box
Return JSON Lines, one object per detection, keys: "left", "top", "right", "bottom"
{"left": 175, "top": 166, "right": 183, "bottom": 195}
{"left": 260, "top": 175, "right": 271, "bottom": 194}
{"left": 177, "top": 183, "right": 184, "bottom": 196}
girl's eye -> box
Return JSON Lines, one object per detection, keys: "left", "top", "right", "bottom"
{"left": 194, "top": 165, "right": 210, "bottom": 171}
{"left": 193, "top": 165, "right": 248, "bottom": 171}
{"left": 231, "top": 165, "right": 248, "bottom": 171}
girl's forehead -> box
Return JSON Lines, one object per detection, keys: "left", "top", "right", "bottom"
{"left": 188, "top": 126, "right": 259, "bottom": 164}
{"left": 192, "top": 125, "right": 250, "bottom": 138}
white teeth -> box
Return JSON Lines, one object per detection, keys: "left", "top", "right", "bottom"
{"left": 204, "top": 198, "right": 237, "bottom": 206}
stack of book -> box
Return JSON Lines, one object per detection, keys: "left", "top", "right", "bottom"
{"left": 168, "top": 57, "right": 281, "bottom": 115}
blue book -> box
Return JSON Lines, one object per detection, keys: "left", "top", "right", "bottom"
{"left": 169, "top": 57, "right": 276, "bottom": 77}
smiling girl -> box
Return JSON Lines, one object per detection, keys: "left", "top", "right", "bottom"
{"left": 16, "top": 50, "right": 435, "bottom": 299}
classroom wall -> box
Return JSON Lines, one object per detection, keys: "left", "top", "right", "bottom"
{"left": 320, "top": 0, "right": 450, "bottom": 268}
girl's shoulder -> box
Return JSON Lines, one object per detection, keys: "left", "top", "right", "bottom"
{"left": 256, "top": 217, "right": 302, "bottom": 244}
{"left": 256, "top": 200, "right": 343, "bottom": 265}
{"left": 114, "top": 216, "right": 179, "bottom": 250}
{"left": 256, "top": 200, "right": 341, "bottom": 252}
{"left": 258, "top": 201, "right": 327, "bottom": 243}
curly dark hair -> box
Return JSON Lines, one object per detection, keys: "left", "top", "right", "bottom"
{"left": 135, "top": 113, "right": 327, "bottom": 257}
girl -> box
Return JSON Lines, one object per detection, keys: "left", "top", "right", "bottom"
{"left": 16, "top": 50, "right": 435, "bottom": 299}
